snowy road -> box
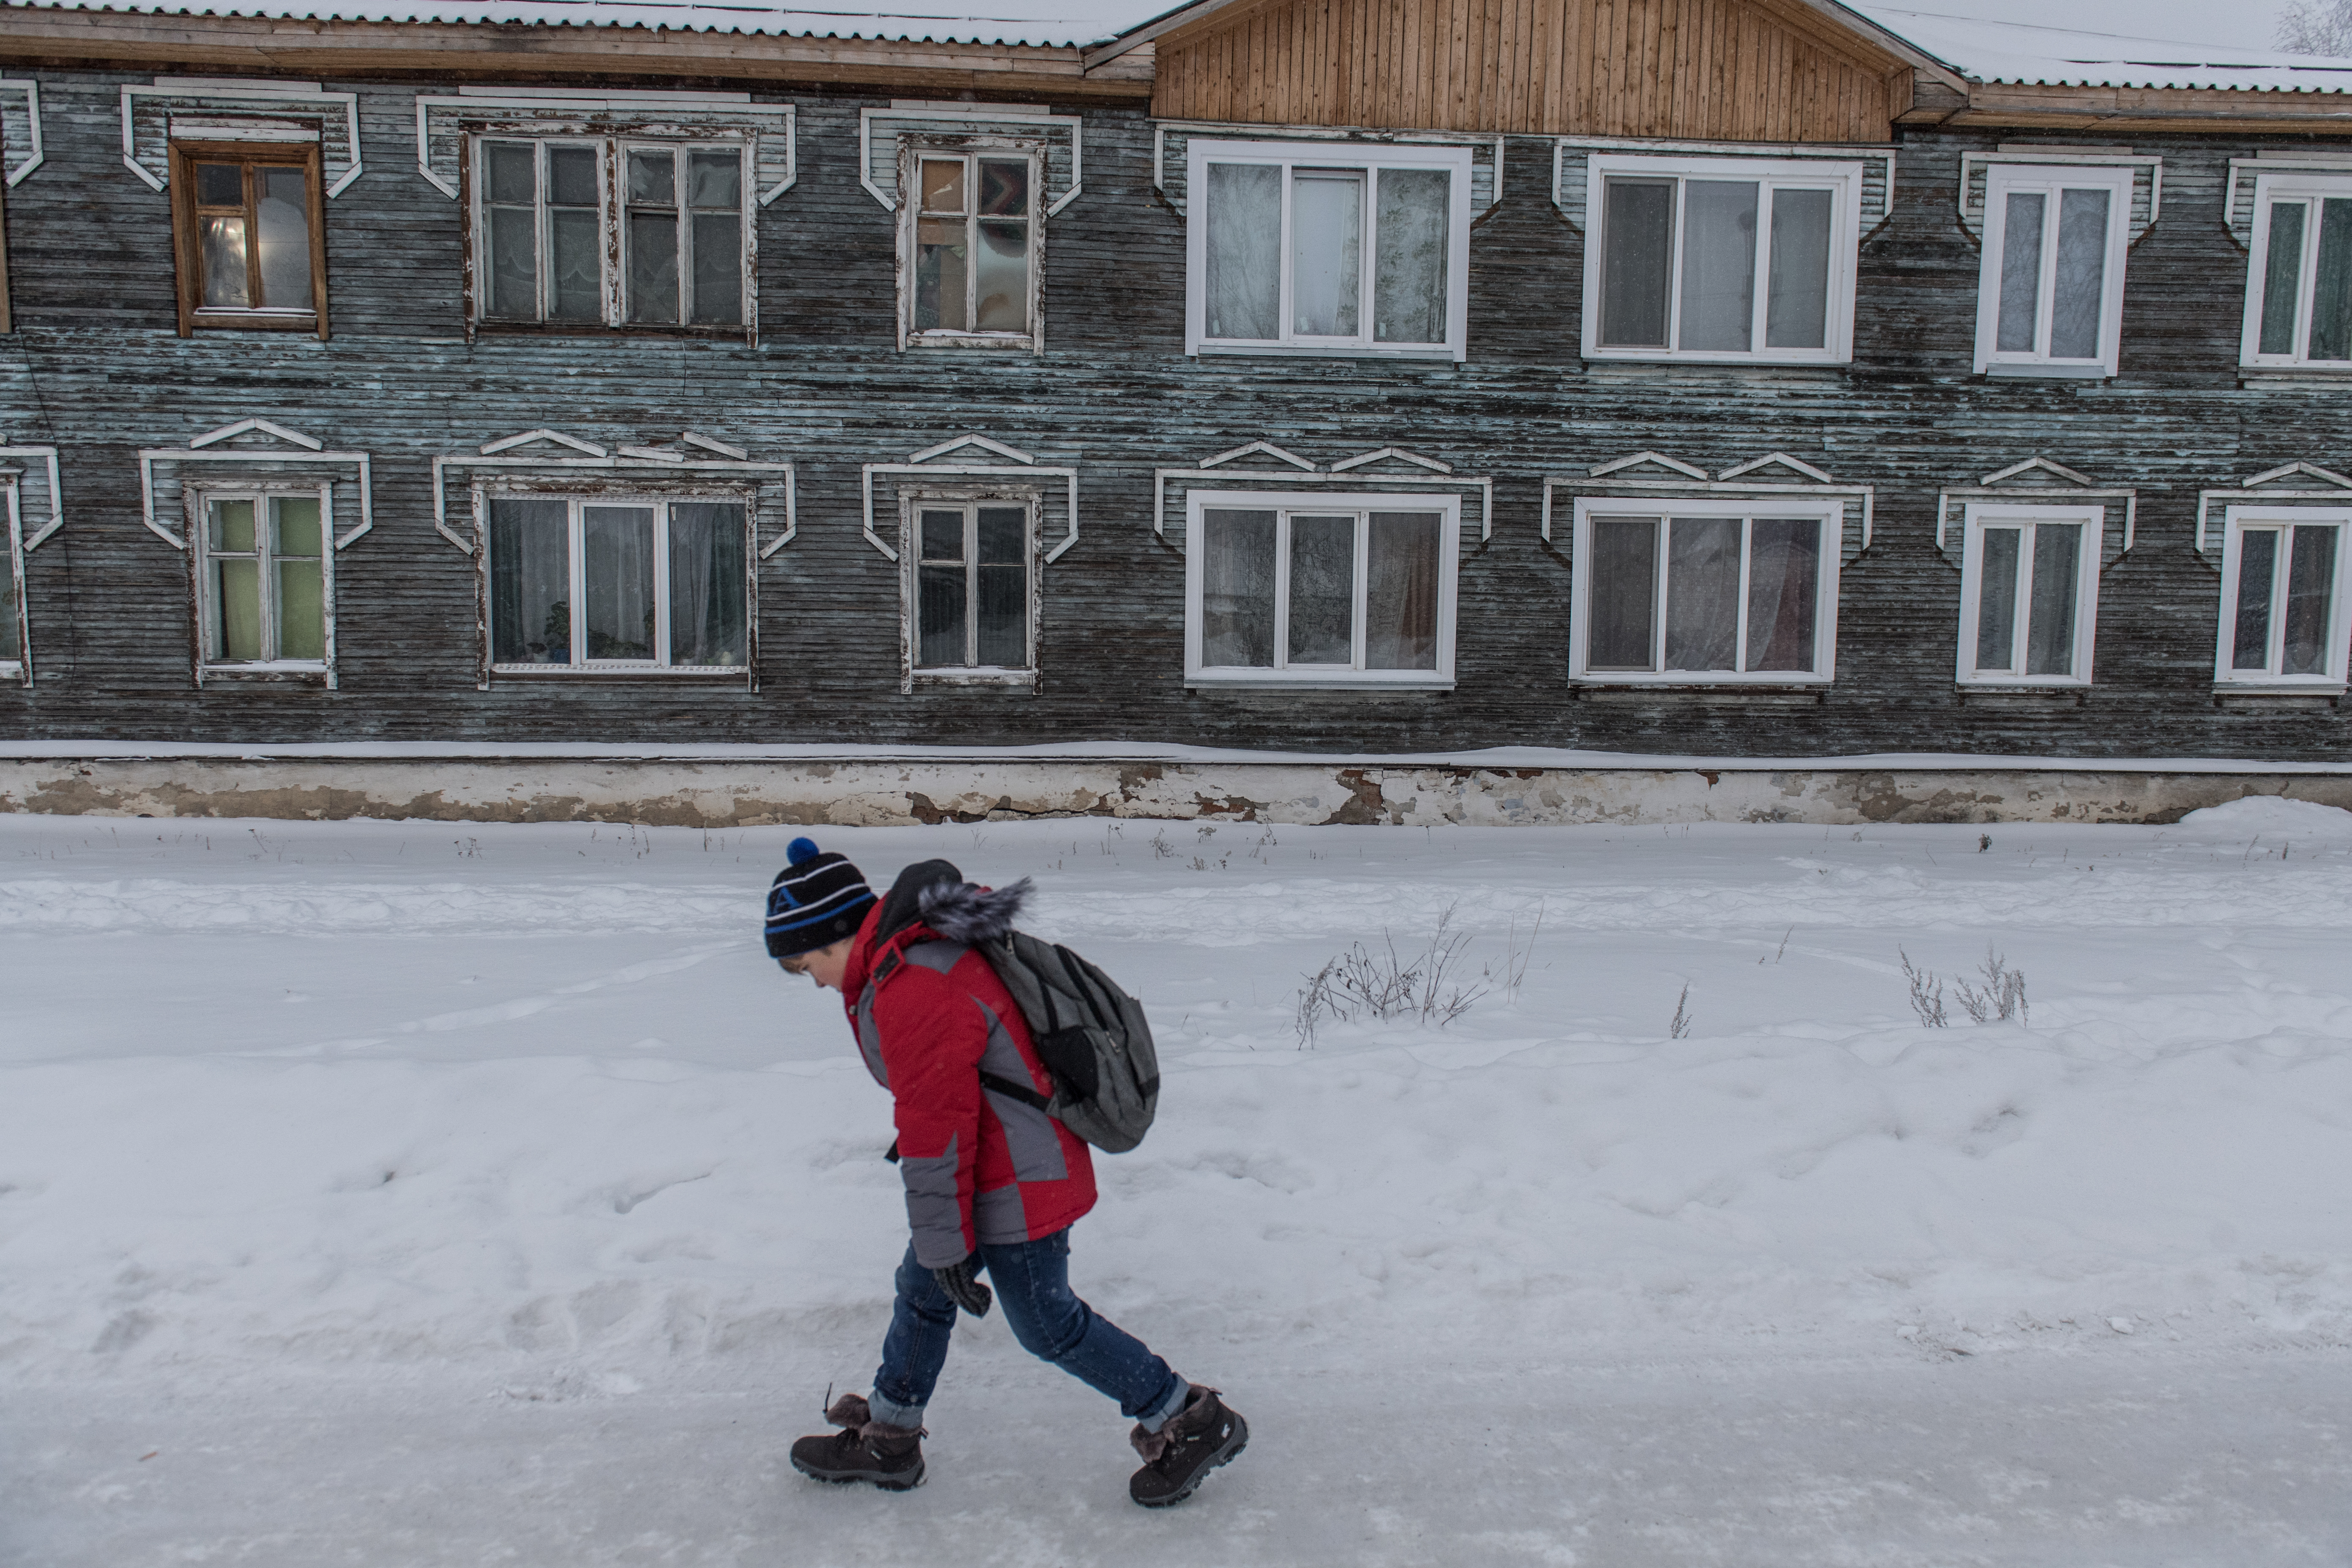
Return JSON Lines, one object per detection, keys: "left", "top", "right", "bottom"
{"left": 5, "top": 806, "right": 2352, "bottom": 1563}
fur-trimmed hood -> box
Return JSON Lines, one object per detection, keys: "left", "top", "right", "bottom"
{"left": 917, "top": 877, "right": 1031, "bottom": 944}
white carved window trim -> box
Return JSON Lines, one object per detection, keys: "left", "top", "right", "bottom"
{"left": 2237, "top": 166, "right": 2352, "bottom": 373}
{"left": 0, "top": 77, "right": 44, "bottom": 188}
{"left": 861, "top": 434, "right": 1078, "bottom": 564}
{"left": 0, "top": 446, "right": 59, "bottom": 686}
{"left": 120, "top": 78, "right": 361, "bottom": 197}
{"left": 186, "top": 479, "right": 337, "bottom": 686}
{"left": 1953, "top": 503, "right": 2105, "bottom": 688}
{"left": 1578, "top": 151, "right": 1864, "bottom": 367}
{"left": 860, "top": 103, "right": 1079, "bottom": 214}
{"left": 1181, "top": 138, "right": 1471, "bottom": 362}
{"left": 1972, "top": 161, "right": 2135, "bottom": 379}
{"left": 416, "top": 88, "right": 795, "bottom": 204}
{"left": 2211, "top": 504, "right": 2352, "bottom": 691}
{"left": 1182, "top": 488, "right": 1462, "bottom": 691}
{"left": 898, "top": 490, "right": 1041, "bottom": 692}
{"left": 896, "top": 138, "right": 1045, "bottom": 354}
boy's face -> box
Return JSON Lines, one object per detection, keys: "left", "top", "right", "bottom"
{"left": 780, "top": 936, "right": 855, "bottom": 992}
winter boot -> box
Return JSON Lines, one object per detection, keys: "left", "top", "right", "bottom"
{"left": 789, "top": 1392, "right": 926, "bottom": 1491}
{"left": 1128, "top": 1384, "right": 1247, "bottom": 1507}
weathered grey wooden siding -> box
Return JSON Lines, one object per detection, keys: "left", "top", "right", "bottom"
{"left": 0, "top": 65, "right": 2347, "bottom": 760}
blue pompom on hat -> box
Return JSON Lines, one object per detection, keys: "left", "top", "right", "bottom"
{"left": 765, "top": 837, "right": 877, "bottom": 960}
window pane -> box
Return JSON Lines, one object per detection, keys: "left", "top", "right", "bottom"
{"left": 1764, "top": 187, "right": 1831, "bottom": 350}
{"left": 1677, "top": 181, "right": 1758, "bottom": 352}
{"left": 687, "top": 149, "right": 741, "bottom": 211}
{"left": 276, "top": 558, "right": 324, "bottom": 662}
{"left": 209, "top": 498, "right": 256, "bottom": 555}
{"left": 2311, "top": 199, "right": 2352, "bottom": 362}
{"left": 1599, "top": 180, "right": 1672, "bottom": 348}
{"left": 1975, "top": 526, "right": 2021, "bottom": 672}
{"left": 916, "top": 217, "right": 967, "bottom": 332}
{"left": 2284, "top": 524, "right": 2340, "bottom": 675}
{"left": 979, "top": 160, "right": 1027, "bottom": 216}
{"left": 486, "top": 142, "right": 535, "bottom": 205}
{"left": 667, "top": 502, "right": 746, "bottom": 667}
{"left": 1995, "top": 190, "right": 2045, "bottom": 355}
{"left": 1373, "top": 168, "right": 1449, "bottom": 345}
{"left": 195, "top": 162, "right": 242, "bottom": 206}
{"left": 2233, "top": 528, "right": 2279, "bottom": 670}
{"left": 973, "top": 219, "right": 1029, "bottom": 332}
{"left": 490, "top": 207, "right": 537, "bottom": 319}
{"left": 920, "top": 509, "right": 964, "bottom": 561}
{"left": 627, "top": 148, "right": 675, "bottom": 205}
{"left": 1288, "top": 514, "right": 1356, "bottom": 664}
{"left": 2025, "top": 523, "right": 2082, "bottom": 676}
{"left": 1201, "top": 509, "right": 1276, "bottom": 667}
{"left": 0, "top": 542, "right": 16, "bottom": 662}
{"left": 976, "top": 506, "right": 1027, "bottom": 667}
{"left": 255, "top": 168, "right": 313, "bottom": 311}
{"left": 1663, "top": 515, "right": 1740, "bottom": 670}
{"left": 690, "top": 214, "right": 743, "bottom": 326}
{"left": 1745, "top": 517, "right": 1821, "bottom": 672}
{"left": 1204, "top": 163, "right": 1281, "bottom": 340}
{"left": 550, "top": 210, "right": 601, "bottom": 322}
{"left": 628, "top": 211, "right": 680, "bottom": 324}
{"left": 918, "top": 564, "right": 966, "bottom": 667}
{"left": 2261, "top": 202, "right": 2306, "bottom": 358}
{"left": 920, "top": 159, "right": 965, "bottom": 213}
{"left": 1291, "top": 171, "right": 1363, "bottom": 338}
{"left": 490, "top": 498, "right": 572, "bottom": 664}
{"left": 272, "top": 496, "right": 322, "bottom": 558}
{"left": 1364, "top": 512, "right": 1440, "bottom": 670}
{"left": 2049, "top": 188, "right": 2108, "bottom": 360}
{"left": 201, "top": 216, "right": 250, "bottom": 309}
{"left": 582, "top": 505, "right": 656, "bottom": 661}
{"left": 1587, "top": 515, "right": 1658, "bottom": 670}
{"left": 547, "top": 146, "right": 599, "bottom": 208}
{"left": 212, "top": 558, "right": 262, "bottom": 662}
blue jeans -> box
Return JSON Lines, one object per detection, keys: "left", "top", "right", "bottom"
{"left": 868, "top": 1227, "right": 1190, "bottom": 1433}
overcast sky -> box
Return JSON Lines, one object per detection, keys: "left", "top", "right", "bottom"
{"left": 1901, "top": 0, "right": 2297, "bottom": 51}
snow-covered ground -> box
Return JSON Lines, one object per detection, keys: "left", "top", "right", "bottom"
{"left": 6, "top": 803, "right": 2352, "bottom": 1564}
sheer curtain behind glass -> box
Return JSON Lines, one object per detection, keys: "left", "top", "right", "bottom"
{"left": 667, "top": 502, "right": 746, "bottom": 666}
{"left": 1364, "top": 512, "right": 1440, "bottom": 668}
{"left": 1201, "top": 509, "right": 1276, "bottom": 667}
{"left": 1374, "top": 170, "right": 1448, "bottom": 345}
{"left": 1588, "top": 516, "right": 1659, "bottom": 668}
{"left": 2285, "top": 525, "right": 2341, "bottom": 675}
{"left": 1678, "top": 181, "right": 1758, "bottom": 351}
{"left": 1290, "top": 171, "right": 1362, "bottom": 338}
{"left": 490, "top": 498, "right": 572, "bottom": 664}
{"left": 1287, "top": 515, "right": 1355, "bottom": 664}
{"left": 583, "top": 505, "right": 656, "bottom": 660}
{"left": 1205, "top": 163, "right": 1281, "bottom": 340}
{"left": 1745, "top": 518, "right": 1820, "bottom": 671}
{"left": 1663, "top": 517, "right": 1739, "bottom": 670}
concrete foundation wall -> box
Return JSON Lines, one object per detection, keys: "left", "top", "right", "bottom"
{"left": 6, "top": 757, "right": 2352, "bottom": 828}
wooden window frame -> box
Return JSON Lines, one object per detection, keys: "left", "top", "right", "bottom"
{"left": 466, "top": 132, "right": 757, "bottom": 341}
{"left": 477, "top": 483, "right": 757, "bottom": 680}
{"left": 1973, "top": 163, "right": 2134, "bottom": 379}
{"left": 185, "top": 480, "right": 335, "bottom": 686}
{"left": 1580, "top": 152, "right": 1862, "bottom": 368}
{"left": 1566, "top": 494, "right": 1843, "bottom": 686}
{"left": 898, "top": 489, "right": 1040, "bottom": 689}
{"left": 1183, "top": 138, "right": 1472, "bottom": 363}
{"left": 1953, "top": 503, "right": 2104, "bottom": 688}
{"left": 169, "top": 140, "right": 328, "bottom": 340}
{"left": 1181, "top": 489, "right": 1460, "bottom": 691}
{"left": 896, "top": 137, "right": 1045, "bottom": 354}
{"left": 2238, "top": 169, "right": 2352, "bottom": 373}
{"left": 2211, "top": 505, "right": 2352, "bottom": 690}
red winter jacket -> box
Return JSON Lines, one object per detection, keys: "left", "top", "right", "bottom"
{"left": 840, "top": 866, "right": 1097, "bottom": 1268}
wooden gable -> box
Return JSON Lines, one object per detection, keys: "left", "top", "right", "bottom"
{"left": 1146, "top": 0, "right": 1916, "bottom": 142}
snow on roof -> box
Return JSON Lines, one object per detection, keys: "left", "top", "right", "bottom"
{"left": 1854, "top": 5, "right": 2352, "bottom": 94}
{"left": 10, "top": 0, "right": 1160, "bottom": 49}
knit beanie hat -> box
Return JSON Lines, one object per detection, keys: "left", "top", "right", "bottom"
{"left": 764, "top": 838, "right": 878, "bottom": 960}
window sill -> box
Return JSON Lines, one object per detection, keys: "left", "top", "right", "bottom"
{"left": 489, "top": 664, "right": 750, "bottom": 679}
{"left": 1190, "top": 342, "right": 1462, "bottom": 363}
{"left": 2237, "top": 363, "right": 2352, "bottom": 380}
{"left": 1580, "top": 350, "right": 1849, "bottom": 370}
{"left": 904, "top": 331, "right": 1040, "bottom": 353}
{"left": 1980, "top": 362, "right": 2112, "bottom": 380}
{"left": 1572, "top": 684, "right": 1824, "bottom": 705}
{"left": 200, "top": 663, "right": 328, "bottom": 685}
{"left": 910, "top": 667, "right": 1037, "bottom": 688}
{"left": 2212, "top": 683, "right": 2345, "bottom": 701}
{"left": 471, "top": 319, "right": 750, "bottom": 342}
{"left": 1187, "top": 671, "right": 1453, "bottom": 692}
{"left": 1958, "top": 685, "right": 2089, "bottom": 706}
{"left": 187, "top": 311, "right": 321, "bottom": 335}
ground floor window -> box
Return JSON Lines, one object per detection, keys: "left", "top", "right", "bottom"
{"left": 194, "top": 490, "right": 328, "bottom": 670}
{"left": 1184, "top": 492, "right": 1457, "bottom": 687}
{"left": 2214, "top": 507, "right": 2352, "bottom": 686}
{"left": 487, "top": 494, "right": 747, "bottom": 672}
{"left": 0, "top": 485, "right": 24, "bottom": 680}
{"left": 1569, "top": 498, "right": 1839, "bottom": 683}
{"left": 1956, "top": 504, "right": 2102, "bottom": 685}
{"left": 908, "top": 499, "right": 1033, "bottom": 677}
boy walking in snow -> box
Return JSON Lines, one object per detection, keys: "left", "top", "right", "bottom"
{"left": 763, "top": 838, "right": 1247, "bottom": 1506}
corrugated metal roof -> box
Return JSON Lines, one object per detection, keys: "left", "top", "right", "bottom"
{"left": 1854, "top": 5, "right": 2352, "bottom": 94}
{"left": 9, "top": 0, "right": 1154, "bottom": 48}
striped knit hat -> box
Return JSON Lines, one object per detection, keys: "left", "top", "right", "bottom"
{"left": 764, "top": 838, "right": 878, "bottom": 960}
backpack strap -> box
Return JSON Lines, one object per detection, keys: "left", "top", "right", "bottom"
{"left": 978, "top": 1068, "right": 1052, "bottom": 1111}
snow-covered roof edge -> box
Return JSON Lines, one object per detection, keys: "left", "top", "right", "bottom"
{"left": 1854, "top": 5, "right": 2352, "bottom": 96}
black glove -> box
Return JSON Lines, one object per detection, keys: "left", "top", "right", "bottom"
{"left": 933, "top": 1256, "right": 994, "bottom": 1318}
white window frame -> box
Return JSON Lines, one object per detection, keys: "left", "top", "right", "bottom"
{"left": 469, "top": 132, "right": 755, "bottom": 333}
{"left": 2211, "top": 505, "right": 2352, "bottom": 689}
{"left": 1182, "top": 489, "right": 1460, "bottom": 690}
{"left": 897, "top": 139, "right": 1045, "bottom": 354}
{"left": 1581, "top": 152, "right": 1862, "bottom": 367}
{"left": 481, "top": 488, "right": 753, "bottom": 677}
{"left": 1954, "top": 503, "right": 2104, "bottom": 687}
{"left": 188, "top": 481, "right": 335, "bottom": 678}
{"left": 1567, "top": 494, "right": 1843, "bottom": 685}
{"left": 1184, "top": 139, "right": 1473, "bottom": 363}
{"left": 0, "top": 474, "right": 28, "bottom": 682}
{"left": 901, "top": 492, "right": 1040, "bottom": 686}
{"left": 1972, "top": 163, "right": 2133, "bottom": 378}
{"left": 2240, "top": 168, "right": 2352, "bottom": 372}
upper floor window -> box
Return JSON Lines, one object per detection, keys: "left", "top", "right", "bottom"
{"left": 1184, "top": 492, "right": 1458, "bottom": 688}
{"left": 906, "top": 498, "right": 1035, "bottom": 682}
{"left": 1582, "top": 154, "right": 1860, "bottom": 366}
{"left": 474, "top": 136, "right": 749, "bottom": 333}
{"left": 486, "top": 493, "right": 748, "bottom": 673}
{"left": 2241, "top": 170, "right": 2352, "bottom": 370}
{"left": 1568, "top": 497, "right": 1840, "bottom": 683}
{"left": 1186, "top": 140, "right": 1470, "bottom": 362}
{"left": 1955, "top": 504, "right": 2103, "bottom": 685}
{"left": 169, "top": 142, "right": 326, "bottom": 338}
{"left": 2213, "top": 507, "right": 2352, "bottom": 687}
{"left": 193, "top": 490, "right": 329, "bottom": 674}
{"left": 1974, "top": 164, "right": 2132, "bottom": 378}
{"left": 901, "top": 146, "right": 1041, "bottom": 351}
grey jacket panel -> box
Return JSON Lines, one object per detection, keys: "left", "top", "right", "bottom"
{"left": 904, "top": 939, "right": 969, "bottom": 975}
{"left": 853, "top": 980, "right": 888, "bottom": 1087}
{"left": 972, "top": 1184, "right": 1029, "bottom": 1245}
{"left": 900, "top": 1133, "right": 966, "bottom": 1268}
{"left": 975, "top": 999, "right": 1067, "bottom": 1185}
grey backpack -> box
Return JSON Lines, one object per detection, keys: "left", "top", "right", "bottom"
{"left": 973, "top": 930, "right": 1159, "bottom": 1154}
